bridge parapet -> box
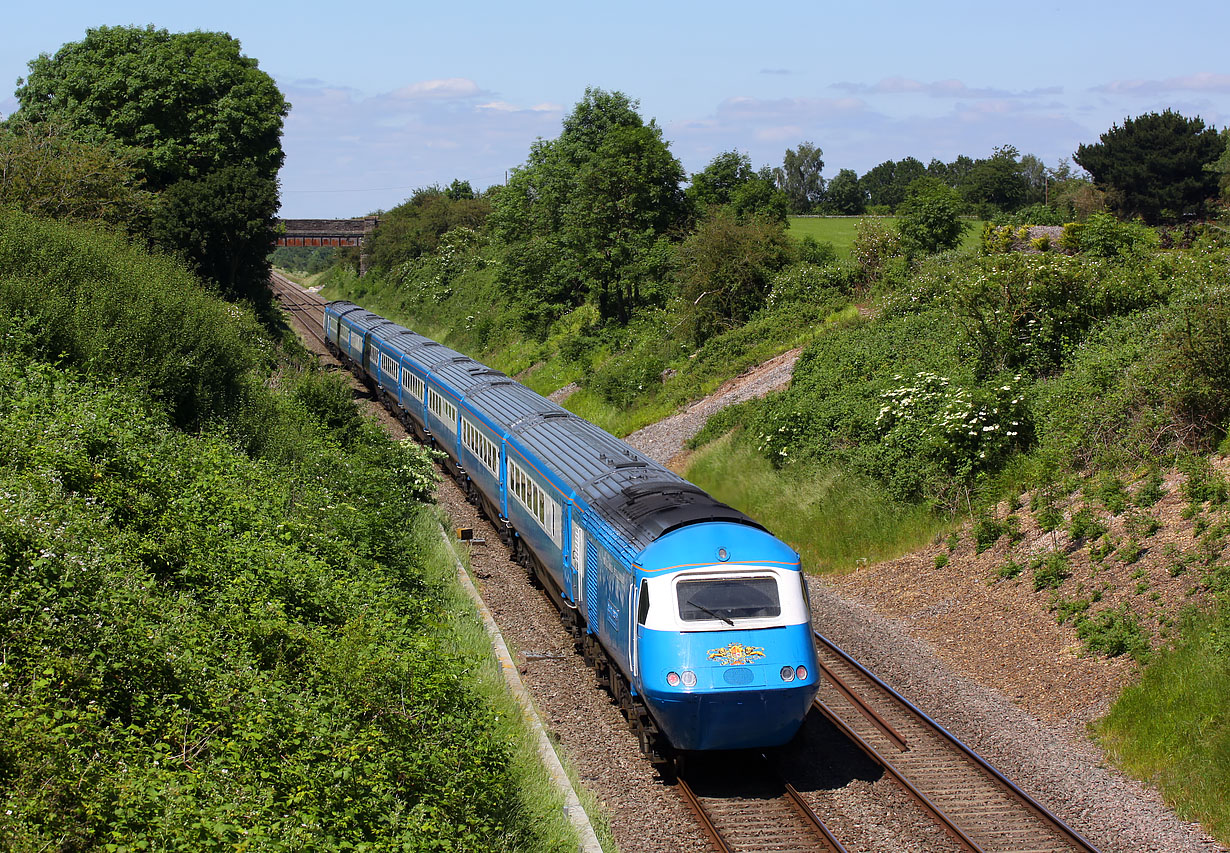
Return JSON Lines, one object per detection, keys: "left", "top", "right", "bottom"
{"left": 276, "top": 216, "right": 379, "bottom": 273}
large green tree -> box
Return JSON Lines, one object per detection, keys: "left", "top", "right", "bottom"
{"left": 1206, "top": 128, "right": 1230, "bottom": 202}
{"left": 960, "top": 145, "right": 1029, "bottom": 214}
{"left": 774, "top": 142, "right": 825, "bottom": 214}
{"left": 861, "top": 157, "right": 926, "bottom": 210}
{"left": 365, "top": 185, "right": 491, "bottom": 275}
{"left": 491, "top": 88, "right": 686, "bottom": 328}
{"left": 11, "top": 26, "right": 289, "bottom": 192}
{"left": 1075, "top": 110, "right": 1223, "bottom": 224}
{"left": 149, "top": 164, "right": 280, "bottom": 301}
{"left": 823, "top": 169, "right": 865, "bottom": 215}
{"left": 687, "top": 151, "right": 787, "bottom": 222}
{"left": 9, "top": 26, "right": 288, "bottom": 300}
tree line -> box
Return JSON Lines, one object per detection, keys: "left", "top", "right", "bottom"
{"left": 348, "top": 87, "right": 1227, "bottom": 347}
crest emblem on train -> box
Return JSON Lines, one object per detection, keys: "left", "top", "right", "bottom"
{"left": 707, "top": 643, "right": 765, "bottom": 666}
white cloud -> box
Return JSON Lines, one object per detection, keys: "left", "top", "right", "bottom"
{"left": 1092, "top": 72, "right": 1230, "bottom": 95}
{"left": 389, "top": 77, "right": 485, "bottom": 100}
{"left": 832, "top": 77, "right": 1063, "bottom": 99}
{"left": 276, "top": 79, "right": 561, "bottom": 217}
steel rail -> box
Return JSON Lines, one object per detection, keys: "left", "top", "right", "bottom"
{"left": 813, "top": 631, "right": 1103, "bottom": 853}
{"left": 676, "top": 774, "right": 734, "bottom": 853}
{"left": 677, "top": 755, "right": 847, "bottom": 853}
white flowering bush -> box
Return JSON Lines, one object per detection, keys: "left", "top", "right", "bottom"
{"left": 875, "top": 371, "right": 1030, "bottom": 486}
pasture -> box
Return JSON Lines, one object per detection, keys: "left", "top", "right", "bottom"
{"left": 789, "top": 216, "right": 986, "bottom": 257}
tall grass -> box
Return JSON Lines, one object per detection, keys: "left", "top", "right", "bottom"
{"left": 1096, "top": 611, "right": 1230, "bottom": 845}
{"left": 683, "top": 432, "right": 949, "bottom": 572}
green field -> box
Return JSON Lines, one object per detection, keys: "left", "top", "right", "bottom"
{"left": 789, "top": 216, "right": 986, "bottom": 257}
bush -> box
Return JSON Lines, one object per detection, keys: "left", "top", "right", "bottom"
{"left": 895, "top": 177, "right": 967, "bottom": 257}
{"left": 1069, "top": 506, "right": 1109, "bottom": 541}
{"left": 1077, "top": 605, "right": 1151, "bottom": 661}
{"left": 0, "top": 209, "right": 261, "bottom": 430}
{"left": 997, "top": 558, "right": 1024, "bottom": 580}
{"left": 0, "top": 353, "right": 561, "bottom": 851}
{"left": 1061, "top": 213, "right": 1159, "bottom": 258}
{"left": 586, "top": 347, "right": 666, "bottom": 408}
{"left": 851, "top": 217, "right": 905, "bottom": 285}
{"left": 1032, "top": 551, "right": 1070, "bottom": 590}
{"left": 974, "top": 515, "right": 1008, "bottom": 553}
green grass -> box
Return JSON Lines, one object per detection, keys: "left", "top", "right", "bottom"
{"left": 1097, "top": 611, "right": 1230, "bottom": 844}
{"left": 682, "top": 431, "right": 950, "bottom": 573}
{"left": 789, "top": 216, "right": 878, "bottom": 257}
{"left": 789, "top": 216, "right": 987, "bottom": 258}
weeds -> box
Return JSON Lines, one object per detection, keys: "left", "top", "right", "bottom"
{"left": 1032, "top": 551, "right": 1070, "bottom": 591}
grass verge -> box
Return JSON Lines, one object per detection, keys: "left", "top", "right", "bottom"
{"left": 683, "top": 431, "right": 949, "bottom": 572}
{"left": 1096, "top": 609, "right": 1230, "bottom": 845}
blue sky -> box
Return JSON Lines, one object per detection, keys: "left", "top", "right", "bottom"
{"left": 4, "top": 1, "right": 1229, "bottom": 218}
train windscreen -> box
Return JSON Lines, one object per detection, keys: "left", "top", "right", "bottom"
{"left": 676, "top": 576, "right": 780, "bottom": 623}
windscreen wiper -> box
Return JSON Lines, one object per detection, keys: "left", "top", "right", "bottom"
{"left": 686, "top": 599, "right": 734, "bottom": 626}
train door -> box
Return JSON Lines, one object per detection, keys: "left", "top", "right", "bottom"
{"left": 570, "top": 520, "right": 586, "bottom": 609}
{"left": 629, "top": 579, "right": 639, "bottom": 678}
{"left": 585, "top": 540, "right": 599, "bottom": 631}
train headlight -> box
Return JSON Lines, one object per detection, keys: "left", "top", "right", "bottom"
{"left": 681, "top": 670, "right": 697, "bottom": 688}
{"left": 666, "top": 671, "right": 681, "bottom": 687}
{"left": 795, "top": 665, "right": 808, "bottom": 681}
{"left": 779, "top": 666, "right": 796, "bottom": 682}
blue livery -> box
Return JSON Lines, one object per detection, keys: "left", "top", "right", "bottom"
{"left": 323, "top": 300, "right": 820, "bottom": 756}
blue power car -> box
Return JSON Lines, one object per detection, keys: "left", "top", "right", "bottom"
{"left": 323, "top": 300, "right": 819, "bottom": 759}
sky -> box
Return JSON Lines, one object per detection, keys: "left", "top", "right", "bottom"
{"left": 4, "top": 1, "right": 1229, "bottom": 219}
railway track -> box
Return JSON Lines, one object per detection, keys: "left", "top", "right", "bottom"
{"left": 810, "top": 632, "right": 1101, "bottom": 853}
{"left": 269, "top": 271, "right": 327, "bottom": 347}
{"left": 269, "top": 278, "right": 1104, "bottom": 852}
{"left": 677, "top": 753, "right": 846, "bottom": 853}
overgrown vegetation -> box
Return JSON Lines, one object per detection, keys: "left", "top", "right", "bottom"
{"left": 0, "top": 209, "right": 576, "bottom": 851}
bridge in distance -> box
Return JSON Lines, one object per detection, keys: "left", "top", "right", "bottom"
{"left": 276, "top": 217, "right": 379, "bottom": 273}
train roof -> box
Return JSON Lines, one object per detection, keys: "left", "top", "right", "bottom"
{"left": 326, "top": 301, "right": 762, "bottom": 554}
{"left": 465, "top": 377, "right": 762, "bottom": 554}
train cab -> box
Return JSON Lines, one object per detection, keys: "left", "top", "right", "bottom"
{"left": 632, "top": 521, "right": 820, "bottom": 751}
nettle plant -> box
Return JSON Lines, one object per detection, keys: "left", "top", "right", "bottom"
{"left": 875, "top": 371, "right": 1029, "bottom": 486}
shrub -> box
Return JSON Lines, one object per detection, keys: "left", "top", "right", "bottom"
{"left": 1069, "top": 506, "right": 1109, "bottom": 541}
{"left": 0, "top": 209, "right": 261, "bottom": 430}
{"left": 895, "top": 177, "right": 967, "bottom": 257}
{"left": 1117, "top": 538, "right": 1145, "bottom": 564}
{"left": 1180, "top": 456, "right": 1229, "bottom": 506}
{"left": 974, "top": 516, "right": 1007, "bottom": 553}
{"left": 1063, "top": 212, "right": 1159, "bottom": 259}
{"left": 1032, "top": 551, "right": 1070, "bottom": 590}
{"left": 1077, "top": 605, "right": 1151, "bottom": 661}
{"left": 997, "top": 558, "right": 1024, "bottom": 580}
{"left": 765, "top": 261, "right": 851, "bottom": 308}
{"left": 851, "top": 217, "right": 905, "bottom": 284}
{"left": 797, "top": 235, "right": 838, "bottom": 266}
{"left": 873, "top": 371, "right": 1029, "bottom": 501}
{"left": 0, "top": 353, "right": 560, "bottom": 851}
{"left": 586, "top": 347, "right": 666, "bottom": 408}
{"left": 1054, "top": 596, "right": 1092, "bottom": 624}
{"left": 1134, "top": 469, "right": 1166, "bottom": 507}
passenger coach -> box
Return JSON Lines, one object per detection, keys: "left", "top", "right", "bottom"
{"left": 323, "top": 300, "right": 820, "bottom": 756}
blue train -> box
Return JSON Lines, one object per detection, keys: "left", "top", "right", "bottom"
{"left": 323, "top": 300, "right": 819, "bottom": 758}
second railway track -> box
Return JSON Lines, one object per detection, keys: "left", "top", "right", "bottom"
{"left": 809, "top": 632, "right": 1101, "bottom": 853}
